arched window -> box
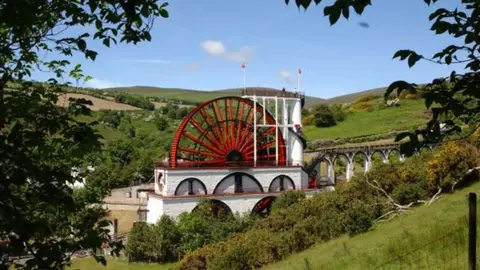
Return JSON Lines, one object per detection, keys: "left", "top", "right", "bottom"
{"left": 269, "top": 175, "right": 295, "bottom": 192}
{"left": 174, "top": 178, "right": 207, "bottom": 196}
{"left": 213, "top": 172, "right": 263, "bottom": 194}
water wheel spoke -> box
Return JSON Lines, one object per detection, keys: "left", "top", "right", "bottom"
{"left": 199, "top": 108, "right": 225, "bottom": 150}
{"left": 189, "top": 118, "right": 221, "bottom": 147}
{"left": 244, "top": 140, "right": 277, "bottom": 156}
{"left": 183, "top": 131, "right": 225, "bottom": 156}
{"left": 178, "top": 147, "right": 225, "bottom": 159}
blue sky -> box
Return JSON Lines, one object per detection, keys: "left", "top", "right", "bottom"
{"left": 32, "top": 0, "right": 463, "bottom": 99}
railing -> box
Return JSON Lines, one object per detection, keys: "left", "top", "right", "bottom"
{"left": 305, "top": 142, "right": 403, "bottom": 153}
{"left": 155, "top": 159, "right": 304, "bottom": 169}
{"left": 241, "top": 88, "right": 304, "bottom": 99}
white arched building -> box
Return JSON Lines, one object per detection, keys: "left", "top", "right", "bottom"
{"left": 146, "top": 89, "right": 315, "bottom": 222}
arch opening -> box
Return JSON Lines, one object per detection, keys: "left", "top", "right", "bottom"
{"left": 251, "top": 196, "right": 276, "bottom": 217}
{"left": 371, "top": 151, "right": 386, "bottom": 167}
{"left": 269, "top": 175, "right": 295, "bottom": 192}
{"left": 213, "top": 172, "right": 263, "bottom": 195}
{"left": 388, "top": 149, "right": 402, "bottom": 164}
{"left": 174, "top": 178, "right": 207, "bottom": 196}
{"left": 191, "top": 199, "right": 232, "bottom": 217}
{"left": 333, "top": 154, "right": 349, "bottom": 184}
{"left": 353, "top": 152, "right": 368, "bottom": 174}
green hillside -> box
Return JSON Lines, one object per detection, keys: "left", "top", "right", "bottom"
{"left": 265, "top": 181, "right": 479, "bottom": 270}
{"left": 106, "top": 86, "right": 326, "bottom": 108}
{"left": 304, "top": 98, "right": 428, "bottom": 140}
{"left": 322, "top": 86, "right": 390, "bottom": 104}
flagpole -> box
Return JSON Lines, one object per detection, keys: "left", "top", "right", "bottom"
{"left": 297, "top": 68, "right": 301, "bottom": 93}
{"left": 243, "top": 65, "right": 246, "bottom": 91}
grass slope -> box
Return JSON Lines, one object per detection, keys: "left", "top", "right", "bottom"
{"left": 304, "top": 99, "right": 428, "bottom": 140}
{"left": 105, "top": 86, "right": 325, "bottom": 108}
{"left": 322, "top": 86, "right": 389, "bottom": 104}
{"left": 264, "top": 182, "right": 480, "bottom": 270}
{"left": 69, "top": 258, "right": 173, "bottom": 270}
{"left": 58, "top": 93, "right": 142, "bottom": 111}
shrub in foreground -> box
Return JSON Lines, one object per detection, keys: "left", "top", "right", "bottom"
{"left": 174, "top": 181, "right": 385, "bottom": 270}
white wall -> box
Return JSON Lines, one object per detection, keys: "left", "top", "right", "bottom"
{"left": 147, "top": 193, "right": 275, "bottom": 221}
{"left": 146, "top": 190, "right": 320, "bottom": 221}
{"left": 146, "top": 196, "right": 164, "bottom": 224}
{"left": 156, "top": 167, "right": 304, "bottom": 196}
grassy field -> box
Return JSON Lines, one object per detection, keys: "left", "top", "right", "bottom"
{"left": 304, "top": 99, "right": 428, "bottom": 140}
{"left": 106, "top": 86, "right": 326, "bottom": 108}
{"left": 264, "top": 182, "right": 480, "bottom": 270}
{"left": 58, "top": 93, "right": 143, "bottom": 111}
{"left": 69, "top": 258, "right": 173, "bottom": 270}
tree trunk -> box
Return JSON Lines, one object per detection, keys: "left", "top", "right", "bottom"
{"left": 0, "top": 77, "right": 5, "bottom": 129}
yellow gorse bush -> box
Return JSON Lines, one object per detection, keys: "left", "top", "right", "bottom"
{"left": 427, "top": 141, "right": 479, "bottom": 191}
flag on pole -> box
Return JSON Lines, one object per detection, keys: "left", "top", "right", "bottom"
{"left": 242, "top": 62, "right": 246, "bottom": 91}
{"left": 298, "top": 68, "right": 302, "bottom": 74}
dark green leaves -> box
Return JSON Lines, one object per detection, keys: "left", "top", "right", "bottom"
{"left": 285, "top": 0, "right": 370, "bottom": 24}
{"left": 77, "top": 39, "right": 87, "bottom": 51}
{"left": 324, "top": 5, "right": 341, "bottom": 25}
{"left": 385, "top": 80, "right": 417, "bottom": 99}
{"left": 392, "top": 50, "right": 423, "bottom": 68}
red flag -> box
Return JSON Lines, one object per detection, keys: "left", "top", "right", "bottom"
{"left": 241, "top": 63, "right": 246, "bottom": 69}
{"left": 298, "top": 68, "right": 302, "bottom": 74}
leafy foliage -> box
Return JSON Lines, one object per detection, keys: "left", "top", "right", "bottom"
{"left": 115, "top": 93, "right": 155, "bottom": 111}
{"left": 427, "top": 141, "right": 480, "bottom": 191}
{"left": 311, "top": 104, "right": 336, "bottom": 127}
{"left": 125, "top": 208, "right": 258, "bottom": 264}
{"left": 125, "top": 216, "right": 181, "bottom": 263}
{"left": 0, "top": 0, "right": 168, "bottom": 268}
{"left": 270, "top": 190, "right": 306, "bottom": 214}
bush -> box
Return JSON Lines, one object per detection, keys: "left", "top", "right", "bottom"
{"left": 125, "top": 222, "right": 154, "bottom": 262}
{"left": 302, "top": 114, "right": 315, "bottom": 125}
{"left": 427, "top": 141, "right": 480, "bottom": 192}
{"left": 356, "top": 102, "right": 373, "bottom": 111}
{"left": 270, "top": 190, "right": 305, "bottom": 214}
{"left": 311, "top": 104, "right": 336, "bottom": 127}
{"left": 353, "top": 95, "right": 379, "bottom": 104}
{"left": 115, "top": 93, "right": 155, "bottom": 110}
{"left": 151, "top": 215, "right": 182, "bottom": 262}
{"left": 391, "top": 182, "right": 428, "bottom": 205}
{"left": 404, "top": 93, "right": 417, "bottom": 100}
{"left": 155, "top": 116, "right": 169, "bottom": 131}
{"left": 329, "top": 104, "right": 347, "bottom": 122}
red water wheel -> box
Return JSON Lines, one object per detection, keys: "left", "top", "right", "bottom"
{"left": 170, "top": 96, "right": 287, "bottom": 168}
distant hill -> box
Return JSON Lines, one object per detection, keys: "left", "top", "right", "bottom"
{"left": 106, "top": 86, "right": 326, "bottom": 108}
{"left": 321, "top": 87, "right": 392, "bottom": 104}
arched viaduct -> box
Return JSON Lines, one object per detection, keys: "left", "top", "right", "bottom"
{"left": 305, "top": 142, "right": 438, "bottom": 186}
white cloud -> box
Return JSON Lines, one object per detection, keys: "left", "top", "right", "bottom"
{"left": 200, "top": 40, "right": 226, "bottom": 56}
{"left": 279, "top": 69, "right": 293, "bottom": 85}
{"left": 200, "top": 40, "right": 254, "bottom": 62}
{"left": 123, "top": 59, "right": 171, "bottom": 64}
{"left": 85, "top": 78, "right": 123, "bottom": 89}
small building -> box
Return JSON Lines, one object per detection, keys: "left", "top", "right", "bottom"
{"left": 102, "top": 183, "right": 154, "bottom": 234}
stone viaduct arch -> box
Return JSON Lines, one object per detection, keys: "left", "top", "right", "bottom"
{"left": 306, "top": 142, "right": 438, "bottom": 183}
